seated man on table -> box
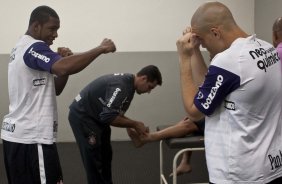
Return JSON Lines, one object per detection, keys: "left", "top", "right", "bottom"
{"left": 128, "top": 11, "right": 208, "bottom": 175}
{"left": 128, "top": 16, "right": 208, "bottom": 176}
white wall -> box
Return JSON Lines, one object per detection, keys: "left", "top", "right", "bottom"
{"left": 0, "top": 0, "right": 254, "bottom": 53}
{"left": 0, "top": 0, "right": 256, "bottom": 142}
{"left": 255, "top": 0, "right": 282, "bottom": 44}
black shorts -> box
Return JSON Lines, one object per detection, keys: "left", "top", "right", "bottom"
{"left": 3, "top": 140, "right": 63, "bottom": 184}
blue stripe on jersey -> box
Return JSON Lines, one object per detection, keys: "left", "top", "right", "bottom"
{"left": 194, "top": 65, "right": 240, "bottom": 116}
{"left": 23, "top": 42, "right": 61, "bottom": 73}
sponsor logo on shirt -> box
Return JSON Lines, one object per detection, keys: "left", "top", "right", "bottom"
{"left": 196, "top": 91, "right": 204, "bottom": 99}
{"left": 75, "top": 94, "right": 82, "bottom": 102}
{"left": 10, "top": 48, "right": 16, "bottom": 62}
{"left": 2, "top": 121, "right": 15, "bottom": 132}
{"left": 88, "top": 134, "right": 97, "bottom": 145}
{"left": 224, "top": 100, "right": 235, "bottom": 110}
{"left": 53, "top": 121, "right": 58, "bottom": 133}
{"left": 114, "top": 73, "right": 124, "bottom": 76}
{"left": 33, "top": 78, "right": 46, "bottom": 86}
{"left": 28, "top": 47, "right": 50, "bottom": 63}
{"left": 249, "top": 47, "right": 280, "bottom": 72}
{"left": 201, "top": 75, "right": 223, "bottom": 109}
{"left": 268, "top": 150, "right": 282, "bottom": 170}
{"left": 107, "top": 88, "right": 121, "bottom": 107}
{"left": 118, "top": 97, "right": 128, "bottom": 115}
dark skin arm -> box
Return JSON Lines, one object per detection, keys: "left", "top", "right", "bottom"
{"left": 52, "top": 39, "right": 116, "bottom": 95}
{"left": 54, "top": 47, "right": 72, "bottom": 95}
{"left": 51, "top": 38, "right": 116, "bottom": 77}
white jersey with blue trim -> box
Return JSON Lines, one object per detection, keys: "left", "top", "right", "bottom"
{"left": 194, "top": 35, "right": 282, "bottom": 183}
{"left": 1, "top": 35, "right": 61, "bottom": 144}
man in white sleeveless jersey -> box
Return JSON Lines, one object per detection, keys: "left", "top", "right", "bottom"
{"left": 1, "top": 5, "right": 116, "bottom": 184}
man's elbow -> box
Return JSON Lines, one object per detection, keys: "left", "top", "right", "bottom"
{"left": 51, "top": 60, "right": 70, "bottom": 77}
{"left": 52, "top": 67, "right": 69, "bottom": 77}
{"left": 188, "top": 115, "right": 204, "bottom": 122}
{"left": 184, "top": 105, "right": 204, "bottom": 122}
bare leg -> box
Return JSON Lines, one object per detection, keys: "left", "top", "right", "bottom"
{"left": 127, "top": 118, "right": 199, "bottom": 149}
{"left": 152, "top": 118, "right": 198, "bottom": 140}
{"left": 170, "top": 151, "right": 192, "bottom": 176}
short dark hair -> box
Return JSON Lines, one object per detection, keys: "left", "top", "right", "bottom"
{"left": 137, "top": 65, "right": 162, "bottom": 85}
{"left": 29, "top": 5, "right": 59, "bottom": 26}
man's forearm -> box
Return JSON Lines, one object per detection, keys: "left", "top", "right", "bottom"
{"left": 54, "top": 75, "right": 69, "bottom": 95}
{"left": 179, "top": 56, "right": 198, "bottom": 113}
{"left": 191, "top": 48, "right": 208, "bottom": 86}
{"left": 51, "top": 46, "right": 106, "bottom": 77}
{"left": 179, "top": 56, "right": 204, "bottom": 121}
{"left": 110, "top": 115, "right": 137, "bottom": 128}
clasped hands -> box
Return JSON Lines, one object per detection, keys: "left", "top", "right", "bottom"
{"left": 176, "top": 27, "right": 200, "bottom": 58}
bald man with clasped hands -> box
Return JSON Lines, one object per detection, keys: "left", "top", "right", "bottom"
{"left": 176, "top": 2, "right": 282, "bottom": 184}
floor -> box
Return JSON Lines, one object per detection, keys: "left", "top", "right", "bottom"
{"left": 0, "top": 141, "right": 209, "bottom": 184}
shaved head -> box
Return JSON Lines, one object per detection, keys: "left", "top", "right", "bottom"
{"left": 191, "top": 1, "right": 237, "bottom": 33}
{"left": 188, "top": 1, "right": 247, "bottom": 58}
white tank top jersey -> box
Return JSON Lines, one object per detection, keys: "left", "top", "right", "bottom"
{"left": 194, "top": 35, "right": 282, "bottom": 183}
{"left": 1, "top": 35, "right": 61, "bottom": 144}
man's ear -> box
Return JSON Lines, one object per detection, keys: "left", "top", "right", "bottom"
{"left": 32, "top": 21, "right": 41, "bottom": 34}
{"left": 141, "top": 75, "right": 148, "bottom": 81}
{"left": 211, "top": 27, "right": 220, "bottom": 38}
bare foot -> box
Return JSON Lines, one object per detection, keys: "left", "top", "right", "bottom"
{"left": 127, "top": 128, "right": 145, "bottom": 148}
{"left": 169, "top": 164, "right": 192, "bottom": 177}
